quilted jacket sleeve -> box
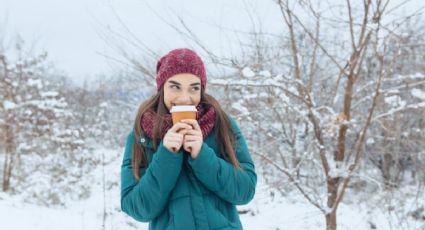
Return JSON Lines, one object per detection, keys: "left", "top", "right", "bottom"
{"left": 120, "top": 130, "right": 183, "bottom": 222}
{"left": 188, "top": 116, "right": 257, "bottom": 205}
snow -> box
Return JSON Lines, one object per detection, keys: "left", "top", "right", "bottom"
{"left": 411, "top": 73, "right": 425, "bottom": 79}
{"left": 328, "top": 160, "right": 349, "bottom": 179}
{"left": 259, "top": 70, "right": 271, "bottom": 78}
{"left": 213, "top": 77, "right": 281, "bottom": 88}
{"left": 366, "top": 138, "right": 375, "bottom": 145}
{"left": 27, "top": 79, "right": 43, "bottom": 89}
{"left": 0, "top": 192, "right": 118, "bottom": 230}
{"left": 243, "top": 93, "right": 269, "bottom": 100}
{"left": 210, "top": 79, "right": 228, "bottom": 85}
{"left": 232, "top": 101, "right": 250, "bottom": 114}
{"left": 4, "top": 100, "right": 16, "bottom": 109}
{"left": 384, "top": 95, "right": 406, "bottom": 108}
{"left": 411, "top": 88, "right": 425, "bottom": 100}
{"left": 386, "top": 89, "right": 400, "bottom": 94}
{"left": 242, "top": 67, "right": 255, "bottom": 78}
{"left": 17, "top": 142, "right": 32, "bottom": 151}
{"left": 278, "top": 93, "right": 290, "bottom": 104}
{"left": 1, "top": 147, "right": 425, "bottom": 229}
{"left": 41, "top": 91, "right": 59, "bottom": 97}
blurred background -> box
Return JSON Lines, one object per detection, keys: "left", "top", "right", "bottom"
{"left": 1, "top": 0, "right": 425, "bottom": 229}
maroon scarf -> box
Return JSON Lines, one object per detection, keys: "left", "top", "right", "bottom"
{"left": 141, "top": 104, "right": 216, "bottom": 140}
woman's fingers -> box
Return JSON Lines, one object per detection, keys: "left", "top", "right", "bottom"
{"left": 181, "top": 119, "right": 201, "bottom": 131}
{"left": 164, "top": 120, "right": 201, "bottom": 154}
{"left": 164, "top": 127, "right": 186, "bottom": 153}
{"left": 184, "top": 129, "right": 202, "bottom": 137}
{"left": 169, "top": 122, "right": 193, "bottom": 133}
{"left": 183, "top": 144, "right": 192, "bottom": 153}
{"left": 184, "top": 134, "right": 202, "bottom": 142}
{"left": 166, "top": 132, "right": 184, "bottom": 140}
{"left": 183, "top": 128, "right": 203, "bottom": 159}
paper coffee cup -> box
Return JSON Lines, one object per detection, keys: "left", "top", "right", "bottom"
{"left": 170, "top": 105, "right": 197, "bottom": 124}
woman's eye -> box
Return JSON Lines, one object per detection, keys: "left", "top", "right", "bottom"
{"left": 170, "top": 85, "right": 180, "bottom": 90}
{"left": 191, "top": 86, "right": 200, "bottom": 91}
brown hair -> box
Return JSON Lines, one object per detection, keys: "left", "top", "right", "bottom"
{"left": 131, "top": 87, "right": 240, "bottom": 180}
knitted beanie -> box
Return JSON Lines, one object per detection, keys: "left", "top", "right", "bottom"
{"left": 156, "top": 48, "right": 206, "bottom": 90}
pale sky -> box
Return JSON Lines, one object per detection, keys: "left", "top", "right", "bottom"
{"left": 0, "top": 0, "right": 277, "bottom": 85}
{"left": 0, "top": 0, "right": 422, "bottom": 85}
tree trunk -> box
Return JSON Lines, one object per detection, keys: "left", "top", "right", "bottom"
{"left": 326, "top": 177, "right": 339, "bottom": 230}
{"left": 2, "top": 152, "right": 10, "bottom": 192}
{"left": 382, "top": 153, "right": 392, "bottom": 189}
{"left": 102, "top": 151, "right": 106, "bottom": 230}
{"left": 326, "top": 210, "right": 337, "bottom": 230}
{"left": 2, "top": 124, "right": 13, "bottom": 192}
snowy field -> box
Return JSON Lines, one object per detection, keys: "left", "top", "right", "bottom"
{"left": 0, "top": 148, "right": 424, "bottom": 230}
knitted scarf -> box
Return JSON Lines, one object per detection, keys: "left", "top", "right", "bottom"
{"left": 141, "top": 104, "right": 216, "bottom": 140}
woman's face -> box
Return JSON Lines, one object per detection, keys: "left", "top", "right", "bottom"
{"left": 163, "top": 73, "right": 202, "bottom": 111}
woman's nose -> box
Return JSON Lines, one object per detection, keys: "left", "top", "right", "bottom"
{"left": 175, "top": 92, "right": 191, "bottom": 104}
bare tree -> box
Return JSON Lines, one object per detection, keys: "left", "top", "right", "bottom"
{"left": 0, "top": 38, "right": 54, "bottom": 191}
{"left": 103, "top": 0, "right": 425, "bottom": 228}
{"left": 168, "top": 0, "right": 425, "bottom": 229}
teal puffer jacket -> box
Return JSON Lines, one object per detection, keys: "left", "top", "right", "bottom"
{"left": 120, "top": 116, "right": 257, "bottom": 229}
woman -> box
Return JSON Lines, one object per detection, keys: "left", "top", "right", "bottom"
{"left": 120, "top": 48, "right": 256, "bottom": 230}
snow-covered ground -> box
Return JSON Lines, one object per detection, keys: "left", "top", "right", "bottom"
{"left": 0, "top": 148, "right": 424, "bottom": 230}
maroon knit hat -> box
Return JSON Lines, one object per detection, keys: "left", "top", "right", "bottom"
{"left": 156, "top": 48, "right": 207, "bottom": 90}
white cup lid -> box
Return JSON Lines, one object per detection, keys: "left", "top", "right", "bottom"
{"left": 170, "top": 105, "right": 197, "bottom": 113}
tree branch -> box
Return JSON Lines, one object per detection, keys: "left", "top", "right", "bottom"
{"left": 252, "top": 150, "right": 326, "bottom": 214}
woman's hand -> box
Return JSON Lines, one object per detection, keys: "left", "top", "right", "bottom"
{"left": 181, "top": 119, "right": 203, "bottom": 160}
{"left": 163, "top": 122, "right": 192, "bottom": 153}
